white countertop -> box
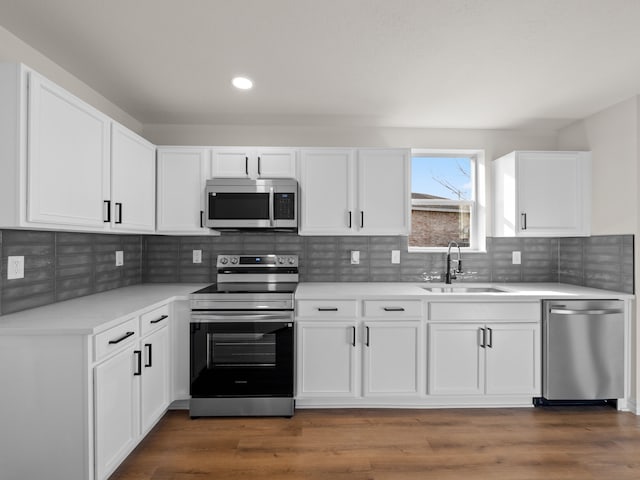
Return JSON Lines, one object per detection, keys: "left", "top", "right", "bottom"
{"left": 0, "top": 284, "right": 207, "bottom": 335}
{"left": 294, "top": 282, "right": 634, "bottom": 300}
{"left": 0, "top": 282, "right": 632, "bottom": 336}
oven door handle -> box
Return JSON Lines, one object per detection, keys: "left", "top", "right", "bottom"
{"left": 192, "top": 313, "right": 293, "bottom": 322}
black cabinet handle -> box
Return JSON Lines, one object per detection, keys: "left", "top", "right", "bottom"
{"left": 103, "top": 200, "right": 111, "bottom": 223}
{"left": 115, "top": 203, "right": 123, "bottom": 224}
{"left": 257, "top": 156, "right": 261, "bottom": 175}
{"left": 200, "top": 210, "right": 204, "bottom": 228}
{"left": 479, "top": 328, "right": 486, "bottom": 348}
{"left": 144, "top": 343, "right": 152, "bottom": 368}
{"left": 360, "top": 211, "right": 364, "bottom": 228}
{"left": 134, "top": 350, "right": 142, "bottom": 376}
{"left": 351, "top": 326, "right": 356, "bottom": 347}
{"left": 521, "top": 212, "right": 527, "bottom": 230}
{"left": 383, "top": 307, "right": 405, "bottom": 312}
{"left": 108, "top": 331, "right": 134, "bottom": 345}
{"left": 245, "top": 156, "right": 249, "bottom": 175}
{"left": 365, "top": 326, "right": 370, "bottom": 347}
{"left": 318, "top": 307, "right": 338, "bottom": 312}
{"left": 348, "top": 211, "right": 352, "bottom": 228}
{"left": 150, "top": 314, "right": 168, "bottom": 324}
{"left": 487, "top": 327, "right": 493, "bottom": 348}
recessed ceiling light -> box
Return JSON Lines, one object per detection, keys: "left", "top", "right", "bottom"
{"left": 232, "top": 76, "right": 253, "bottom": 90}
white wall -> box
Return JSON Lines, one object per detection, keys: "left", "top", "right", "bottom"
{"left": 558, "top": 96, "right": 640, "bottom": 411}
{"left": 557, "top": 97, "right": 638, "bottom": 235}
{"left": 0, "top": 25, "right": 142, "bottom": 134}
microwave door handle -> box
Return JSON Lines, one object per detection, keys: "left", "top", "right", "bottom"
{"left": 269, "top": 187, "right": 275, "bottom": 227}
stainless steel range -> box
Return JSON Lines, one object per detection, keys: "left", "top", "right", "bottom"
{"left": 189, "top": 254, "right": 298, "bottom": 417}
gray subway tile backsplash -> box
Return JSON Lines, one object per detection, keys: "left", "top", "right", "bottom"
{"left": 0, "top": 228, "right": 634, "bottom": 316}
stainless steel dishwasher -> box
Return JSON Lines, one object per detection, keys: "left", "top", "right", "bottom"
{"left": 541, "top": 299, "right": 624, "bottom": 404}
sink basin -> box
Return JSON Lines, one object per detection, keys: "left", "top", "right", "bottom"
{"left": 422, "top": 286, "right": 507, "bottom": 293}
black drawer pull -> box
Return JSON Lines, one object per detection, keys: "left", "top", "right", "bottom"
{"left": 383, "top": 307, "right": 405, "bottom": 312}
{"left": 150, "top": 315, "right": 168, "bottom": 324}
{"left": 318, "top": 307, "right": 338, "bottom": 312}
{"left": 108, "top": 331, "right": 135, "bottom": 345}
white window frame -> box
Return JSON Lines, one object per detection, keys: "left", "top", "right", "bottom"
{"left": 409, "top": 148, "right": 486, "bottom": 253}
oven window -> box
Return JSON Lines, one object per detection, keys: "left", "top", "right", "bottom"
{"left": 209, "top": 332, "right": 276, "bottom": 367}
{"left": 209, "top": 193, "right": 269, "bottom": 219}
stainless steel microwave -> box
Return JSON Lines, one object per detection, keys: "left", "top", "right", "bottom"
{"left": 204, "top": 178, "right": 298, "bottom": 230}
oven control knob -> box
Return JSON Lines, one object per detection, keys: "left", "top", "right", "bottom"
{"left": 220, "top": 257, "right": 228, "bottom": 265}
{"left": 231, "top": 257, "right": 239, "bottom": 264}
{"left": 288, "top": 257, "right": 295, "bottom": 265}
{"left": 278, "top": 257, "right": 285, "bottom": 264}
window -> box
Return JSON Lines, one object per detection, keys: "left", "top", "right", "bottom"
{"left": 409, "top": 149, "right": 485, "bottom": 251}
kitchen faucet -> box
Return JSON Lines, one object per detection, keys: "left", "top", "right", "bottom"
{"left": 445, "top": 241, "right": 463, "bottom": 284}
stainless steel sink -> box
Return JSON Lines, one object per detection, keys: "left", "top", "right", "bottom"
{"left": 422, "top": 286, "right": 507, "bottom": 293}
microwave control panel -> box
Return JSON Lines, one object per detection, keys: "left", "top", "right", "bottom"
{"left": 274, "top": 193, "right": 295, "bottom": 219}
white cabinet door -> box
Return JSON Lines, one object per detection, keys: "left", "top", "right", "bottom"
{"left": 363, "top": 321, "right": 421, "bottom": 396}
{"left": 211, "top": 147, "right": 297, "bottom": 179}
{"left": 428, "top": 323, "right": 484, "bottom": 395}
{"left": 94, "top": 347, "right": 138, "bottom": 480}
{"left": 254, "top": 148, "right": 297, "bottom": 178}
{"left": 110, "top": 123, "right": 156, "bottom": 232}
{"left": 298, "top": 149, "right": 354, "bottom": 234}
{"left": 493, "top": 150, "right": 591, "bottom": 237}
{"left": 211, "top": 148, "right": 251, "bottom": 178}
{"left": 357, "top": 149, "right": 410, "bottom": 235}
{"left": 518, "top": 152, "right": 588, "bottom": 235}
{"left": 27, "top": 71, "right": 110, "bottom": 229}
{"left": 156, "top": 147, "right": 211, "bottom": 234}
{"left": 485, "top": 323, "right": 540, "bottom": 395}
{"left": 296, "top": 322, "right": 358, "bottom": 397}
{"left": 140, "top": 326, "right": 170, "bottom": 435}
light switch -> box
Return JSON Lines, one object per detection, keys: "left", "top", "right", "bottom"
{"left": 193, "top": 250, "right": 202, "bottom": 264}
{"left": 7, "top": 256, "right": 24, "bottom": 280}
{"left": 115, "top": 250, "right": 124, "bottom": 266}
{"left": 391, "top": 250, "right": 400, "bottom": 264}
{"left": 351, "top": 250, "right": 360, "bottom": 265}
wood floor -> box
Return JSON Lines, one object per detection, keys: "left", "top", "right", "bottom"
{"left": 110, "top": 407, "right": 640, "bottom": 479}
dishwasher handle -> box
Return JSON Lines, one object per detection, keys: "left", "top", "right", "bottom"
{"left": 549, "top": 308, "right": 623, "bottom": 316}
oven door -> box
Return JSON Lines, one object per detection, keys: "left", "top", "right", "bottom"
{"left": 190, "top": 314, "right": 294, "bottom": 398}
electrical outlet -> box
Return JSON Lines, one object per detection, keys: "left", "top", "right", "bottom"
{"left": 391, "top": 250, "right": 400, "bottom": 264}
{"left": 7, "top": 256, "right": 24, "bottom": 280}
{"left": 351, "top": 250, "right": 360, "bottom": 265}
{"left": 193, "top": 249, "right": 202, "bottom": 264}
{"left": 115, "top": 250, "right": 124, "bottom": 266}
{"left": 512, "top": 251, "right": 521, "bottom": 265}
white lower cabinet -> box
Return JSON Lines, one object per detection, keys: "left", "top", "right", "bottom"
{"left": 296, "top": 299, "right": 424, "bottom": 405}
{"left": 94, "top": 343, "right": 139, "bottom": 480}
{"left": 94, "top": 307, "right": 171, "bottom": 480}
{"left": 363, "top": 321, "right": 421, "bottom": 396}
{"left": 427, "top": 302, "right": 541, "bottom": 402}
{"left": 297, "top": 321, "right": 358, "bottom": 397}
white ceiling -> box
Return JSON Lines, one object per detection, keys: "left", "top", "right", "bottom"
{"left": 1, "top": 0, "right": 639, "bottom": 130}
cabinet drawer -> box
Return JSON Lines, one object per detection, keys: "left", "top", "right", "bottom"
{"left": 428, "top": 302, "right": 540, "bottom": 322}
{"left": 296, "top": 300, "right": 358, "bottom": 318}
{"left": 94, "top": 317, "right": 139, "bottom": 362}
{"left": 363, "top": 300, "right": 423, "bottom": 318}
{"left": 140, "top": 304, "right": 170, "bottom": 336}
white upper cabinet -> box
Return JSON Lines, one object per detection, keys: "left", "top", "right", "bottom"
{"left": 299, "top": 148, "right": 354, "bottom": 234}
{"left": 210, "top": 147, "right": 297, "bottom": 179}
{"left": 493, "top": 151, "right": 591, "bottom": 237}
{"left": 110, "top": 123, "right": 156, "bottom": 232}
{"left": 156, "top": 147, "right": 213, "bottom": 234}
{"left": 299, "top": 148, "right": 410, "bottom": 235}
{"left": 0, "top": 63, "right": 156, "bottom": 234}
{"left": 0, "top": 64, "right": 111, "bottom": 231}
